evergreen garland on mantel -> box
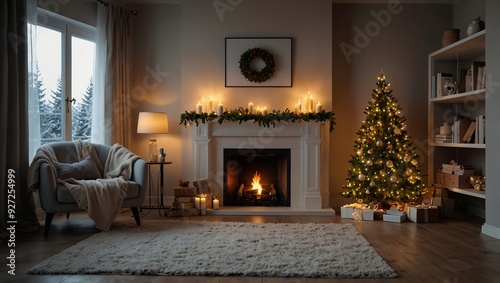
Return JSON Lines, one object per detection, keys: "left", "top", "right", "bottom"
{"left": 180, "top": 108, "right": 336, "bottom": 132}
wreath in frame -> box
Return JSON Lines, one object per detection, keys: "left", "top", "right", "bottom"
{"left": 238, "top": 47, "right": 276, "bottom": 83}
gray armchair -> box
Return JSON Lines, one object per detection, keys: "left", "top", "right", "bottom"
{"left": 37, "top": 141, "right": 148, "bottom": 236}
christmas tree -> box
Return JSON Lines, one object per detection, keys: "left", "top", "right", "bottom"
{"left": 341, "top": 73, "right": 425, "bottom": 205}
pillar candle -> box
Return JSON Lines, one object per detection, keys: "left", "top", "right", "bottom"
{"left": 217, "top": 101, "right": 223, "bottom": 116}
{"left": 213, "top": 198, "right": 219, "bottom": 210}
{"left": 201, "top": 97, "right": 206, "bottom": 113}
{"left": 195, "top": 196, "right": 200, "bottom": 210}
{"left": 262, "top": 107, "right": 268, "bottom": 115}
{"left": 302, "top": 95, "right": 310, "bottom": 113}
{"left": 296, "top": 99, "right": 301, "bottom": 113}
{"left": 200, "top": 197, "right": 207, "bottom": 215}
{"left": 316, "top": 101, "right": 322, "bottom": 113}
{"left": 196, "top": 102, "right": 202, "bottom": 114}
{"left": 248, "top": 101, "right": 254, "bottom": 114}
{"left": 309, "top": 95, "right": 314, "bottom": 113}
{"left": 207, "top": 96, "right": 213, "bottom": 114}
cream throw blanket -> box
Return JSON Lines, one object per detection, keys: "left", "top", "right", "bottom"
{"left": 28, "top": 141, "right": 140, "bottom": 231}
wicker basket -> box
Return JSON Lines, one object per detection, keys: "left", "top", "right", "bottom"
{"left": 442, "top": 29, "right": 460, "bottom": 47}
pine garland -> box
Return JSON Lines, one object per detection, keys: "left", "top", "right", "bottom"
{"left": 180, "top": 108, "right": 335, "bottom": 132}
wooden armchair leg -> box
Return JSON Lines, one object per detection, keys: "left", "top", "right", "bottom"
{"left": 44, "top": 213, "right": 54, "bottom": 237}
{"left": 131, "top": 207, "right": 141, "bottom": 226}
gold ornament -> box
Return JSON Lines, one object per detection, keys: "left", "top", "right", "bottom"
{"left": 404, "top": 154, "right": 411, "bottom": 162}
{"left": 386, "top": 160, "right": 394, "bottom": 168}
{"left": 411, "top": 159, "right": 419, "bottom": 166}
{"left": 358, "top": 174, "right": 366, "bottom": 181}
{"left": 376, "top": 140, "right": 383, "bottom": 147}
{"left": 394, "top": 128, "right": 401, "bottom": 135}
{"left": 365, "top": 189, "right": 371, "bottom": 194}
{"left": 356, "top": 149, "right": 363, "bottom": 156}
{"left": 390, "top": 175, "right": 397, "bottom": 182}
{"left": 370, "top": 181, "right": 376, "bottom": 187}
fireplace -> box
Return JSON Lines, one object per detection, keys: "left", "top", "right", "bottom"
{"left": 186, "top": 121, "right": 333, "bottom": 214}
{"left": 223, "top": 148, "right": 291, "bottom": 207}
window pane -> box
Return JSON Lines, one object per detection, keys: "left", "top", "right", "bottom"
{"left": 71, "top": 36, "right": 95, "bottom": 141}
{"left": 36, "top": 25, "right": 63, "bottom": 144}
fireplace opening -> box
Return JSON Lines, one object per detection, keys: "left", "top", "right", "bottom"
{"left": 223, "top": 148, "right": 291, "bottom": 207}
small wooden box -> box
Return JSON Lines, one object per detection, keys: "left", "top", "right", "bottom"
{"left": 442, "top": 173, "right": 471, "bottom": 188}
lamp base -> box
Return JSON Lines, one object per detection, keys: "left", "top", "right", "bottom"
{"left": 149, "top": 138, "right": 158, "bottom": 162}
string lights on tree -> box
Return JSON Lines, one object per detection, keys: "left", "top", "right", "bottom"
{"left": 341, "top": 72, "right": 426, "bottom": 206}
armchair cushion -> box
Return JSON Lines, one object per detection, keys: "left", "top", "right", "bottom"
{"left": 55, "top": 155, "right": 102, "bottom": 180}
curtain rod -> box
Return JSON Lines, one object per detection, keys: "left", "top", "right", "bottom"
{"left": 96, "top": 0, "right": 138, "bottom": 16}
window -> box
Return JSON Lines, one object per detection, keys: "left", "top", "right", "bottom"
{"left": 29, "top": 10, "right": 95, "bottom": 145}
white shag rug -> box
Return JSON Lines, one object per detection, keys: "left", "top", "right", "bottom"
{"left": 28, "top": 220, "right": 396, "bottom": 278}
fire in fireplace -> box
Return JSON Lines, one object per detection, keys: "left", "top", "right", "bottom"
{"left": 223, "top": 148, "right": 291, "bottom": 207}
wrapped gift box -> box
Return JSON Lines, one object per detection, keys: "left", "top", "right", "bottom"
{"left": 341, "top": 203, "right": 365, "bottom": 219}
{"left": 383, "top": 213, "right": 407, "bottom": 223}
{"left": 407, "top": 205, "right": 439, "bottom": 223}
{"left": 341, "top": 204, "right": 355, "bottom": 219}
{"left": 354, "top": 208, "right": 374, "bottom": 221}
{"left": 174, "top": 186, "right": 196, "bottom": 197}
{"left": 374, "top": 209, "right": 385, "bottom": 220}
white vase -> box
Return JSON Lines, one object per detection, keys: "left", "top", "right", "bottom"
{"left": 467, "top": 19, "right": 480, "bottom": 36}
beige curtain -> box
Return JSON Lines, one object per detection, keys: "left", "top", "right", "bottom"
{"left": 0, "top": 0, "right": 41, "bottom": 234}
{"left": 94, "top": 2, "right": 133, "bottom": 148}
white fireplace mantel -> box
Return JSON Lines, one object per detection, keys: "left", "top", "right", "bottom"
{"left": 186, "top": 121, "right": 333, "bottom": 214}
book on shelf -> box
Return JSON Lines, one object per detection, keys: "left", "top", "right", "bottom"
{"left": 435, "top": 134, "right": 452, "bottom": 143}
{"left": 471, "top": 61, "right": 486, "bottom": 91}
{"left": 458, "top": 69, "right": 468, "bottom": 93}
{"left": 452, "top": 117, "right": 474, "bottom": 143}
{"left": 480, "top": 66, "right": 486, "bottom": 90}
{"left": 475, "top": 115, "right": 485, "bottom": 144}
{"left": 436, "top": 73, "right": 453, "bottom": 97}
{"left": 462, "top": 121, "right": 476, "bottom": 143}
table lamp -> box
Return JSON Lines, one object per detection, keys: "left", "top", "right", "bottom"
{"left": 137, "top": 112, "right": 169, "bottom": 162}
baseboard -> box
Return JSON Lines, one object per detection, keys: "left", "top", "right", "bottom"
{"left": 481, "top": 223, "right": 500, "bottom": 239}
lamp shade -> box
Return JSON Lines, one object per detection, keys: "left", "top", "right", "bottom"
{"left": 137, "top": 112, "right": 169, "bottom": 134}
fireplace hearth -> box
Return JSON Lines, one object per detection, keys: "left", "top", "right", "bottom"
{"left": 224, "top": 148, "right": 290, "bottom": 207}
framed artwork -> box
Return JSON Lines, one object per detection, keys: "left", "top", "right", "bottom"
{"left": 225, "top": 37, "right": 292, "bottom": 87}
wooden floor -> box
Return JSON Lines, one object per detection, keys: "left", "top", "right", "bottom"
{"left": 2, "top": 208, "right": 500, "bottom": 283}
